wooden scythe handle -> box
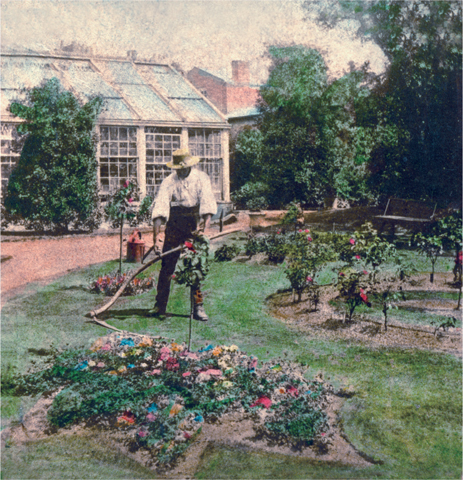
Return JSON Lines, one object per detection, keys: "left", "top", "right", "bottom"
{"left": 89, "top": 227, "right": 242, "bottom": 320}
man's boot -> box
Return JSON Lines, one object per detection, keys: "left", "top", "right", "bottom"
{"left": 193, "top": 289, "right": 209, "bottom": 322}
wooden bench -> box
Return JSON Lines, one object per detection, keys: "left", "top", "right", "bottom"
{"left": 375, "top": 198, "right": 437, "bottom": 239}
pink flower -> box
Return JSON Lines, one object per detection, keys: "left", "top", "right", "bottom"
{"left": 355, "top": 255, "right": 361, "bottom": 260}
{"left": 277, "top": 230, "right": 281, "bottom": 234}
{"left": 306, "top": 276, "right": 313, "bottom": 282}
{"left": 305, "top": 229, "right": 310, "bottom": 233}
{"left": 298, "top": 229, "right": 302, "bottom": 233}
{"left": 184, "top": 431, "right": 192, "bottom": 439}
{"left": 101, "top": 344, "right": 111, "bottom": 351}
{"left": 339, "top": 272, "right": 345, "bottom": 277}
{"left": 286, "top": 386, "right": 299, "bottom": 397}
{"left": 128, "top": 198, "right": 133, "bottom": 203}
{"left": 182, "top": 371, "right": 192, "bottom": 377}
{"left": 307, "top": 236, "right": 312, "bottom": 242}
{"left": 123, "top": 180, "right": 130, "bottom": 188}
{"left": 349, "top": 238, "right": 355, "bottom": 245}
{"left": 96, "top": 362, "right": 105, "bottom": 368}
{"left": 204, "top": 369, "right": 223, "bottom": 376}
{"left": 148, "top": 369, "right": 161, "bottom": 375}
{"left": 138, "top": 430, "right": 148, "bottom": 437}
{"left": 321, "top": 433, "right": 326, "bottom": 437}
{"left": 363, "top": 270, "right": 368, "bottom": 275}
{"left": 146, "top": 413, "right": 157, "bottom": 422}
{"left": 250, "top": 396, "right": 272, "bottom": 409}
{"left": 171, "top": 274, "right": 176, "bottom": 279}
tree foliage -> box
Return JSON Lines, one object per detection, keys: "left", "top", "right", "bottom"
{"left": 256, "top": 46, "right": 373, "bottom": 207}
{"left": 4, "top": 78, "right": 103, "bottom": 233}
{"left": 307, "top": 0, "right": 462, "bottom": 204}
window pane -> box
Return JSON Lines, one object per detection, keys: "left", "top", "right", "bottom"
{"left": 101, "top": 142, "right": 109, "bottom": 155}
{"left": 110, "top": 142, "right": 118, "bottom": 155}
{"left": 110, "top": 127, "right": 118, "bottom": 140}
{"left": 100, "top": 165, "right": 109, "bottom": 177}
{"left": 119, "top": 128, "right": 128, "bottom": 140}
{"left": 100, "top": 127, "right": 109, "bottom": 140}
{"left": 119, "top": 142, "right": 127, "bottom": 155}
{"left": 129, "top": 128, "right": 137, "bottom": 141}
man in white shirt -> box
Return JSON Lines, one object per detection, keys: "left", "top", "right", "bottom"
{"left": 149, "top": 148, "right": 217, "bottom": 321}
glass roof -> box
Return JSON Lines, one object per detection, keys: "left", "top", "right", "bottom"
{"left": 1, "top": 54, "right": 226, "bottom": 125}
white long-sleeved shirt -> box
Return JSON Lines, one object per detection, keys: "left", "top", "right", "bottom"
{"left": 151, "top": 168, "right": 217, "bottom": 221}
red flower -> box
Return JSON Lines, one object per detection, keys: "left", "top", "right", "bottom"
{"left": 128, "top": 197, "right": 133, "bottom": 203}
{"left": 355, "top": 255, "right": 361, "bottom": 260}
{"left": 360, "top": 288, "right": 371, "bottom": 307}
{"left": 277, "top": 230, "right": 281, "bottom": 234}
{"left": 123, "top": 180, "right": 130, "bottom": 188}
{"left": 184, "top": 241, "right": 196, "bottom": 252}
{"left": 250, "top": 396, "right": 272, "bottom": 409}
{"left": 307, "top": 236, "right": 312, "bottom": 242}
{"left": 349, "top": 238, "right": 355, "bottom": 245}
{"left": 286, "top": 386, "right": 299, "bottom": 397}
{"left": 184, "top": 431, "right": 192, "bottom": 439}
{"left": 166, "top": 357, "right": 179, "bottom": 371}
{"left": 306, "top": 276, "right": 313, "bottom": 283}
{"left": 171, "top": 274, "right": 176, "bottom": 279}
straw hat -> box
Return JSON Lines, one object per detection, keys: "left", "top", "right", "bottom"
{"left": 166, "top": 148, "right": 200, "bottom": 169}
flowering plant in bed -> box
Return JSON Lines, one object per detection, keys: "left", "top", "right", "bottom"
{"left": 87, "top": 272, "right": 155, "bottom": 296}
{"left": 12, "top": 333, "right": 333, "bottom": 468}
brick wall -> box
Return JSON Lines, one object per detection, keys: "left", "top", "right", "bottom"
{"left": 187, "top": 68, "right": 227, "bottom": 113}
{"left": 226, "top": 85, "right": 260, "bottom": 114}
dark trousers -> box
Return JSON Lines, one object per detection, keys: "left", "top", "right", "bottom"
{"left": 155, "top": 207, "right": 199, "bottom": 311}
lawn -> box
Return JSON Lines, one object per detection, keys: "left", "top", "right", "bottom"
{"left": 1, "top": 246, "right": 462, "bottom": 479}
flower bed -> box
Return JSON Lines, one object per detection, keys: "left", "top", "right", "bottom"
{"left": 14, "top": 332, "right": 333, "bottom": 468}
{"left": 87, "top": 273, "right": 155, "bottom": 296}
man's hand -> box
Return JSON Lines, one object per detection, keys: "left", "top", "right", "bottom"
{"left": 153, "top": 217, "right": 165, "bottom": 256}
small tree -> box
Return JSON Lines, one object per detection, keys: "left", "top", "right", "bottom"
{"left": 104, "top": 180, "right": 152, "bottom": 273}
{"left": 4, "top": 78, "right": 103, "bottom": 233}
{"left": 412, "top": 231, "right": 443, "bottom": 284}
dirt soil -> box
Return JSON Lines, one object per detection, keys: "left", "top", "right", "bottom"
{"left": 267, "top": 271, "right": 462, "bottom": 358}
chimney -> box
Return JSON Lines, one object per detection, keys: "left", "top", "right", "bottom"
{"left": 232, "top": 61, "right": 250, "bottom": 85}
{"left": 127, "top": 50, "right": 138, "bottom": 61}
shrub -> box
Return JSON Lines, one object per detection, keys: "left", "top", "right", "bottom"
{"left": 4, "top": 78, "right": 103, "bottom": 233}
{"left": 231, "top": 182, "right": 269, "bottom": 211}
{"left": 214, "top": 244, "right": 240, "bottom": 262}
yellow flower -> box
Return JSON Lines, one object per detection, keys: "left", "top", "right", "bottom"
{"left": 90, "top": 338, "right": 104, "bottom": 352}
{"left": 133, "top": 349, "right": 143, "bottom": 356}
{"left": 212, "top": 346, "right": 223, "bottom": 356}
{"left": 169, "top": 404, "right": 184, "bottom": 417}
{"left": 222, "top": 344, "right": 239, "bottom": 352}
{"left": 118, "top": 366, "right": 127, "bottom": 372}
{"left": 139, "top": 337, "right": 153, "bottom": 347}
{"left": 88, "top": 360, "right": 96, "bottom": 367}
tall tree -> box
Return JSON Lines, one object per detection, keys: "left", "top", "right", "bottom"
{"left": 306, "top": 0, "right": 462, "bottom": 204}
{"left": 4, "top": 78, "right": 104, "bottom": 233}
{"left": 257, "top": 46, "right": 372, "bottom": 206}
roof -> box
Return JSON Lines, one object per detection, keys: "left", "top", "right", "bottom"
{"left": 226, "top": 106, "right": 261, "bottom": 120}
{"left": 1, "top": 53, "right": 227, "bottom": 126}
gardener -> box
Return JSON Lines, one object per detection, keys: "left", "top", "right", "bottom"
{"left": 149, "top": 148, "right": 217, "bottom": 321}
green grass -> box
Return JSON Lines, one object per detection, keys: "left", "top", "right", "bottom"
{"left": 1, "top": 248, "right": 462, "bottom": 479}
{"left": 1, "top": 434, "right": 157, "bottom": 479}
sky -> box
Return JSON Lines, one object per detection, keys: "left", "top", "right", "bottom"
{"left": 1, "top": 0, "right": 387, "bottom": 83}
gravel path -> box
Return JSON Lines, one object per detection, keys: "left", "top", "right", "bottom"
{"left": 0, "top": 217, "right": 249, "bottom": 305}
{"left": 1, "top": 228, "right": 154, "bottom": 304}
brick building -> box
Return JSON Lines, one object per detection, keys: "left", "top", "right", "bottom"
{"left": 187, "top": 61, "right": 261, "bottom": 116}
{"left": 1, "top": 52, "right": 232, "bottom": 215}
